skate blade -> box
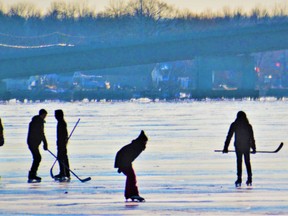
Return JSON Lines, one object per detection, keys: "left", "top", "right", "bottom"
{"left": 54, "top": 177, "right": 70, "bottom": 182}
{"left": 126, "top": 198, "right": 145, "bottom": 203}
{"left": 235, "top": 184, "right": 241, "bottom": 188}
{"left": 27, "top": 179, "right": 41, "bottom": 183}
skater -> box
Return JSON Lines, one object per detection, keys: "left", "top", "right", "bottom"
{"left": 0, "top": 118, "right": 4, "bottom": 147}
{"left": 27, "top": 109, "right": 48, "bottom": 183}
{"left": 114, "top": 130, "right": 148, "bottom": 202}
{"left": 54, "top": 109, "right": 70, "bottom": 181}
{"left": 223, "top": 111, "right": 256, "bottom": 187}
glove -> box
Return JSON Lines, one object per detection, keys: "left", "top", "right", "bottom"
{"left": 251, "top": 149, "right": 256, "bottom": 154}
{"left": 222, "top": 148, "right": 228, "bottom": 153}
{"left": 43, "top": 144, "right": 48, "bottom": 151}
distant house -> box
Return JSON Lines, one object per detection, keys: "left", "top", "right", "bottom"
{"left": 151, "top": 63, "right": 171, "bottom": 87}
{"left": 72, "top": 72, "right": 110, "bottom": 90}
{"left": 151, "top": 62, "right": 192, "bottom": 90}
{"left": 27, "top": 74, "right": 58, "bottom": 91}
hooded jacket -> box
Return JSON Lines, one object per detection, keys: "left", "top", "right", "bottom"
{"left": 114, "top": 130, "right": 148, "bottom": 171}
{"left": 27, "top": 115, "right": 48, "bottom": 147}
{"left": 55, "top": 110, "right": 68, "bottom": 147}
{"left": 224, "top": 112, "right": 256, "bottom": 153}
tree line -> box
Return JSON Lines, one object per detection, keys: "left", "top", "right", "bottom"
{"left": 0, "top": 0, "right": 288, "bottom": 45}
{"left": 1, "top": 0, "right": 288, "bottom": 19}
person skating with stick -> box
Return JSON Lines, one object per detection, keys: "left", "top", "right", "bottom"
{"left": 27, "top": 109, "right": 48, "bottom": 183}
{"left": 114, "top": 130, "right": 148, "bottom": 202}
{"left": 223, "top": 111, "right": 256, "bottom": 187}
{"left": 54, "top": 109, "right": 70, "bottom": 181}
{"left": 48, "top": 118, "right": 90, "bottom": 183}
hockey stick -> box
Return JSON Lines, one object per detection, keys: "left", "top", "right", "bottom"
{"left": 48, "top": 149, "right": 91, "bottom": 182}
{"left": 50, "top": 159, "right": 57, "bottom": 179}
{"left": 50, "top": 118, "right": 81, "bottom": 178}
{"left": 214, "top": 142, "right": 283, "bottom": 153}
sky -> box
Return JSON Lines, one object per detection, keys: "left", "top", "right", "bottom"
{"left": 2, "top": 0, "right": 288, "bottom": 14}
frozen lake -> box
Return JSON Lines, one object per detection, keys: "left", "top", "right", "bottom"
{"left": 0, "top": 99, "right": 288, "bottom": 215}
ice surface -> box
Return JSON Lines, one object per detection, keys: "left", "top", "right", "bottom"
{"left": 0, "top": 100, "right": 288, "bottom": 215}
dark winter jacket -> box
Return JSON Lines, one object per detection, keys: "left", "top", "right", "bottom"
{"left": 224, "top": 118, "right": 256, "bottom": 153}
{"left": 114, "top": 130, "right": 148, "bottom": 172}
{"left": 27, "top": 115, "right": 48, "bottom": 148}
{"left": 56, "top": 120, "right": 68, "bottom": 147}
{"left": 55, "top": 109, "right": 68, "bottom": 148}
{"left": 0, "top": 118, "right": 4, "bottom": 146}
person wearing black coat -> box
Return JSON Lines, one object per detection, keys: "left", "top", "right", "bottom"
{"left": 27, "top": 109, "right": 48, "bottom": 182}
{"left": 223, "top": 111, "right": 256, "bottom": 187}
{"left": 54, "top": 109, "right": 70, "bottom": 180}
{"left": 115, "top": 130, "right": 148, "bottom": 202}
{"left": 0, "top": 118, "right": 4, "bottom": 147}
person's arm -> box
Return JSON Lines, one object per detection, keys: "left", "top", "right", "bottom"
{"left": 43, "top": 135, "right": 48, "bottom": 150}
{"left": 41, "top": 122, "right": 48, "bottom": 150}
{"left": 223, "top": 123, "right": 234, "bottom": 153}
{"left": 0, "top": 118, "right": 3, "bottom": 135}
{"left": 249, "top": 125, "right": 256, "bottom": 153}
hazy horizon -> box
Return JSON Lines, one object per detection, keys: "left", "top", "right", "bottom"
{"left": 2, "top": 0, "right": 288, "bottom": 14}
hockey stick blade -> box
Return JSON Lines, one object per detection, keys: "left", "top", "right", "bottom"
{"left": 257, "top": 142, "right": 283, "bottom": 153}
{"left": 214, "top": 142, "right": 284, "bottom": 153}
{"left": 81, "top": 177, "right": 91, "bottom": 182}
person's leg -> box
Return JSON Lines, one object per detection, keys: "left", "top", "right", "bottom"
{"left": 57, "top": 147, "right": 70, "bottom": 177}
{"left": 121, "top": 166, "right": 139, "bottom": 199}
{"left": 244, "top": 152, "right": 252, "bottom": 185}
{"left": 57, "top": 149, "right": 65, "bottom": 177}
{"left": 28, "top": 145, "right": 41, "bottom": 180}
{"left": 63, "top": 149, "right": 70, "bottom": 178}
{"left": 236, "top": 151, "right": 243, "bottom": 184}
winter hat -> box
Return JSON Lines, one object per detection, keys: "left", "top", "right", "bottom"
{"left": 137, "top": 130, "right": 148, "bottom": 141}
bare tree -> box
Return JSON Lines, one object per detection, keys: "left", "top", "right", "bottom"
{"left": 128, "top": 0, "right": 176, "bottom": 19}
{"left": 104, "top": 0, "right": 130, "bottom": 18}
{"left": 8, "top": 2, "right": 40, "bottom": 18}
{"left": 47, "top": 1, "right": 95, "bottom": 19}
{"left": 271, "top": 2, "right": 288, "bottom": 16}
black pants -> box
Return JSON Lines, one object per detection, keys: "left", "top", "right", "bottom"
{"left": 57, "top": 147, "right": 70, "bottom": 177}
{"left": 28, "top": 145, "right": 41, "bottom": 174}
{"left": 121, "top": 166, "right": 139, "bottom": 199}
{"left": 236, "top": 151, "right": 252, "bottom": 180}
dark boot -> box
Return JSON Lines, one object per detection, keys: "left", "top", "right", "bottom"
{"left": 246, "top": 176, "right": 252, "bottom": 186}
{"left": 235, "top": 178, "right": 242, "bottom": 188}
{"left": 54, "top": 173, "right": 63, "bottom": 179}
{"left": 28, "top": 171, "right": 41, "bottom": 183}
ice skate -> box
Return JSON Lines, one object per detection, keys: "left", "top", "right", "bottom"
{"left": 54, "top": 174, "right": 70, "bottom": 182}
{"left": 130, "top": 195, "right": 145, "bottom": 202}
{"left": 246, "top": 177, "right": 252, "bottom": 187}
{"left": 27, "top": 171, "right": 41, "bottom": 183}
{"left": 54, "top": 174, "right": 62, "bottom": 179}
{"left": 235, "top": 179, "right": 242, "bottom": 188}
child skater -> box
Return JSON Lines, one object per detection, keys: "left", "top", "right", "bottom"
{"left": 114, "top": 130, "right": 148, "bottom": 202}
